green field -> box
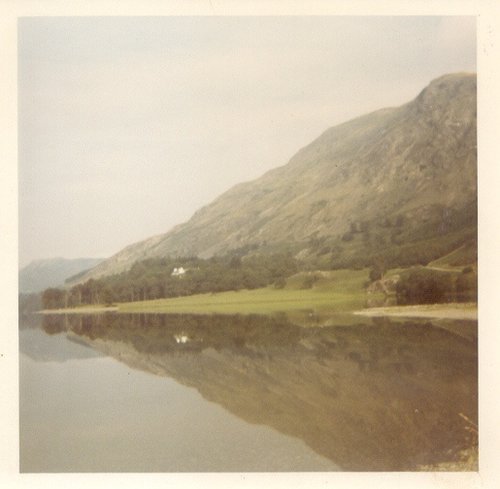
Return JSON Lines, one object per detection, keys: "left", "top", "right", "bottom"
{"left": 118, "top": 269, "right": 371, "bottom": 314}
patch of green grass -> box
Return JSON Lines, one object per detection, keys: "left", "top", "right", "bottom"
{"left": 119, "top": 269, "right": 371, "bottom": 315}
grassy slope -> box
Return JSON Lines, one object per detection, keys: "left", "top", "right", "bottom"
{"left": 118, "top": 269, "right": 371, "bottom": 314}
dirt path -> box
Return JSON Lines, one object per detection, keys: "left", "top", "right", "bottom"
{"left": 425, "top": 265, "right": 463, "bottom": 273}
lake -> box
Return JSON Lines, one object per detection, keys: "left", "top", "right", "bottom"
{"left": 19, "top": 311, "right": 477, "bottom": 472}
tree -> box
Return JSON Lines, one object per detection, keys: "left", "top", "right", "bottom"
{"left": 101, "top": 287, "right": 116, "bottom": 306}
{"left": 369, "top": 258, "right": 386, "bottom": 282}
{"left": 41, "top": 288, "right": 65, "bottom": 309}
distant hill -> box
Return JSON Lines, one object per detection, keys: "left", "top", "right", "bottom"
{"left": 19, "top": 257, "right": 103, "bottom": 293}
{"left": 73, "top": 73, "right": 476, "bottom": 283}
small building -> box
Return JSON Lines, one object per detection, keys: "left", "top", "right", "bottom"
{"left": 174, "top": 334, "right": 189, "bottom": 344}
{"left": 171, "top": 267, "right": 186, "bottom": 277}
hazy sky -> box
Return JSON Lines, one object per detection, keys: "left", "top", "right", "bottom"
{"left": 18, "top": 16, "right": 476, "bottom": 267}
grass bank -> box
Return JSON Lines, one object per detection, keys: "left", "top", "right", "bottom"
{"left": 38, "top": 269, "right": 373, "bottom": 316}
{"left": 118, "top": 269, "right": 371, "bottom": 314}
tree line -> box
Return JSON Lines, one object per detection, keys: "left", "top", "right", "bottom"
{"left": 41, "top": 252, "right": 298, "bottom": 309}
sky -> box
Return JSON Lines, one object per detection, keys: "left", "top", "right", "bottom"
{"left": 18, "top": 16, "right": 476, "bottom": 267}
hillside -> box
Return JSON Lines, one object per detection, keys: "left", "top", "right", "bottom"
{"left": 19, "top": 257, "right": 103, "bottom": 293}
{"left": 74, "top": 73, "right": 476, "bottom": 283}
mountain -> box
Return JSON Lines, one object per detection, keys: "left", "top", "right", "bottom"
{"left": 19, "top": 257, "right": 103, "bottom": 293}
{"left": 74, "top": 73, "right": 477, "bottom": 283}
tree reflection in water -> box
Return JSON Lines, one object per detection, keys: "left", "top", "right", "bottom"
{"left": 41, "top": 312, "right": 477, "bottom": 471}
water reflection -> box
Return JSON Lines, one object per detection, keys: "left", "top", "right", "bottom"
{"left": 19, "top": 313, "right": 104, "bottom": 363}
{"left": 28, "top": 312, "right": 477, "bottom": 471}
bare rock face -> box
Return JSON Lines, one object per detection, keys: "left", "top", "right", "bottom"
{"left": 74, "top": 73, "right": 476, "bottom": 283}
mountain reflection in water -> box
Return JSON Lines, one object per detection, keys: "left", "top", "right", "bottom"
{"left": 33, "top": 312, "right": 477, "bottom": 471}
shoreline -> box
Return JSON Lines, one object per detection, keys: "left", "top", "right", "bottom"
{"left": 353, "top": 302, "right": 477, "bottom": 320}
{"left": 38, "top": 306, "right": 118, "bottom": 314}
{"left": 38, "top": 301, "right": 478, "bottom": 321}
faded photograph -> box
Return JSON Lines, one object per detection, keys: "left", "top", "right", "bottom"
{"left": 18, "top": 16, "right": 477, "bottom": 472}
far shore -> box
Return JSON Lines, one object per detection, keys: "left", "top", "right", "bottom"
{"left": 38, "top": 301, "right": 478, "bottom": 321}
{"left": 353, "top": 302, "right": 477, "bottom": 320}
{"left": 38, "top": 306, "right": 118, "bottom": 314}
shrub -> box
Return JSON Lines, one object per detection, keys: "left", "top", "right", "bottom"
{"left": 274, "top": 277, "right": 286, "bottom": 289}
{"left": 396, "top": 269, "right": 454, "bottom": 304}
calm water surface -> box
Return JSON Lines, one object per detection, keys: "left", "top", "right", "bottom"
{"left": 19, "top": 311, "right": 477, "bottom": 472}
